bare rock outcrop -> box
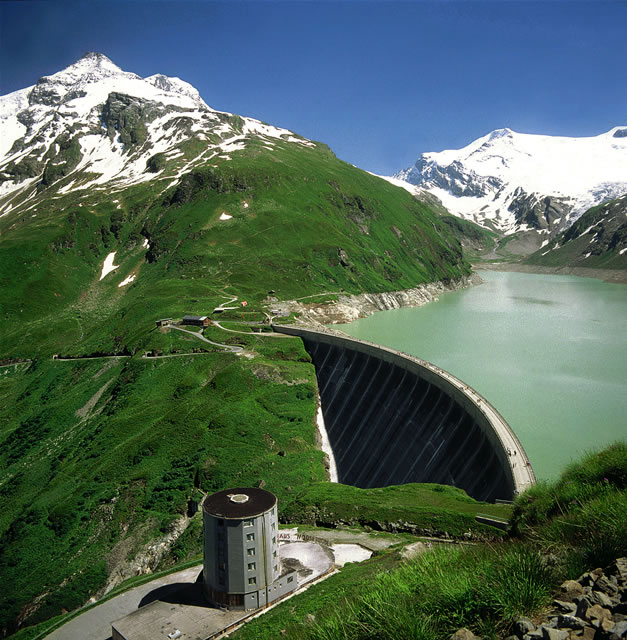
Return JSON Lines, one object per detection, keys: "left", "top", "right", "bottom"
{"left": 273, "top": 274, "right": 481, "bottom": 327}
{"left": 508, "top": 558, "right": 627, "bottom": 640}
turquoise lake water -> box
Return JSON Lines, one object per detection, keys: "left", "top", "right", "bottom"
{"left": 337, "top": 271, "right": 627, "bottom": 480}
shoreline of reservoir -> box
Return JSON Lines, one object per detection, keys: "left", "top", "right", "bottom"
{"left": 475, "top": 262, "right": 627, "bottom": 284}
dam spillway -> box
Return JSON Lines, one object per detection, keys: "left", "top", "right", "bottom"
{"left": 275, "top": 326, "right": 535, "bottom": 502}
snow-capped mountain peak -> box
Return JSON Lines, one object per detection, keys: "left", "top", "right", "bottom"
{"left": 0, "top": 54, "right": 315, "bottom": 216}
{"left": 392, "top": 127, "right": 627, "bottom": 237}
{"left": 48, "top": 51, "right": 129, "bottom": 82}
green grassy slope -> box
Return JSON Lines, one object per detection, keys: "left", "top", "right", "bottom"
{"left": 0, "top": 140, "right": 469, "bottom": 360}
{"left": 438, "top": 214, "right": 498, "bottom": 259}
{"left": 0, "top": 140, "right": 478, "bottom": 636}
{"left": 0, "top": 339, "right": 324, "bottom": 635}
{"left": 231, "top": 443, "right": 626, "bottom": 640}
{"left": 282, "top": 482, "right": 511, "bottom": 537}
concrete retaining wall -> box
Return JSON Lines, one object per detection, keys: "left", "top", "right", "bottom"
{"left": 274, "top": 325, "right": 535, "bottom": 501}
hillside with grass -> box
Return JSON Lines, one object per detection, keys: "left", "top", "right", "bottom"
{"left": 0, "top": 138, "right": 470, "bottom": 361}
{"left": 0, "top": 339, "right": 324, "bottom": 636}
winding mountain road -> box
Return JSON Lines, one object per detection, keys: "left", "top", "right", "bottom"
{"left": 168, "top": 325, "right": 243, "bottom": 353}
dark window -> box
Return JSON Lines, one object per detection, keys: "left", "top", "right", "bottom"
{"left": 287, "top": 576, "right": 294, "bottom": 583}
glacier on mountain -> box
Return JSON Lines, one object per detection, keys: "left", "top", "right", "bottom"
{"left": 391, "top": 127, "right": 627, "bottom": 235}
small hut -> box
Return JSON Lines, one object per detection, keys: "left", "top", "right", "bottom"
{"left": 182, "top": 315, "right": 210, "bottom": 327}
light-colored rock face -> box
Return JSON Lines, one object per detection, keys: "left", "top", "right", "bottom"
{"left": 390, "top": 127, "right": 627, "bottom": 236}
{"left": 275, "top": 275, "right": 480, "bottom": 326}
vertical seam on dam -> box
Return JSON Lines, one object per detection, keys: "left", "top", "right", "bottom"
{"left": 273, "top": 325, "right": 535, "bottom": 501}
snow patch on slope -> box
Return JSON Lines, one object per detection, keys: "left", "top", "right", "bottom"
{"left": 118, "top": 274, "right": 136, "bottom": 287}
{"left": 100, "top": 252, "right": 119, "bottom": 280}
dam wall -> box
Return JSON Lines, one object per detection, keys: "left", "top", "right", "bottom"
{"left": 274, "top": 326, "right": 535, "bottom": 502}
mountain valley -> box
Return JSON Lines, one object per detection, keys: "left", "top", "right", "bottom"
{"left": 0, "top": 52, "right": 625, "bottom": 640}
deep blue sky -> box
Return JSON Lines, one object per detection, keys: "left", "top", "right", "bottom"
{"left": 1, "top": 1, "right": 625, "bottom": 175}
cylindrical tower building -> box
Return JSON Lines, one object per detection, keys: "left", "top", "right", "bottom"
{"left": 203, "top": 487, "right": 296, "bottom": 610}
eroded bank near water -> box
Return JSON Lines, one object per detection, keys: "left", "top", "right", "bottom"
{"left": 334, "top": 270, "right": 627, "bottom": 480}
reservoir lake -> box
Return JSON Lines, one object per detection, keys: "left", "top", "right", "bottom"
{"left": 337, "top": 270, "right": 627, "bottom": 481}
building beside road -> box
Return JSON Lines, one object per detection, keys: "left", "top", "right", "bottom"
{"left": 182, "top": 315, "right": 211, "bottom": 327}
{"left": 111, "top": 488, "right": 305, "bottom": 640}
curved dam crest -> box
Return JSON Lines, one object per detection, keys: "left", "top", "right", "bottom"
{"left": 275, "top": 325, "right": 535, "bottom": 502}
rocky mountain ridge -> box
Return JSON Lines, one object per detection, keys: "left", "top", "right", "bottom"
{"left": 525, "top": 193, "right": 627, "bottom": 271}
{"left": 0, "top": 52, "right": 315, "bottom": 217}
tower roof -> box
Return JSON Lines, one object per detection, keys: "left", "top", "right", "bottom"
{"left": 203, "top": 487, "right": 277, "bottom": 519}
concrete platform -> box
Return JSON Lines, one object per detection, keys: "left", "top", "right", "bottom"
{"left": 112, "top": 595, "right": 245, "bottom": 640}
{"left": 280, "top": 541, "right": 334, "bottom": 584}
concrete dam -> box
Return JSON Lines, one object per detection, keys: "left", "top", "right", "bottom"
{"left": 275, "top": 326, "right": 535, "bottom": 502}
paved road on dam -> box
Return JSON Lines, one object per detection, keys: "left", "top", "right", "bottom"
{"left": 415, "top": 357, "right": 536, "bottom": 494}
